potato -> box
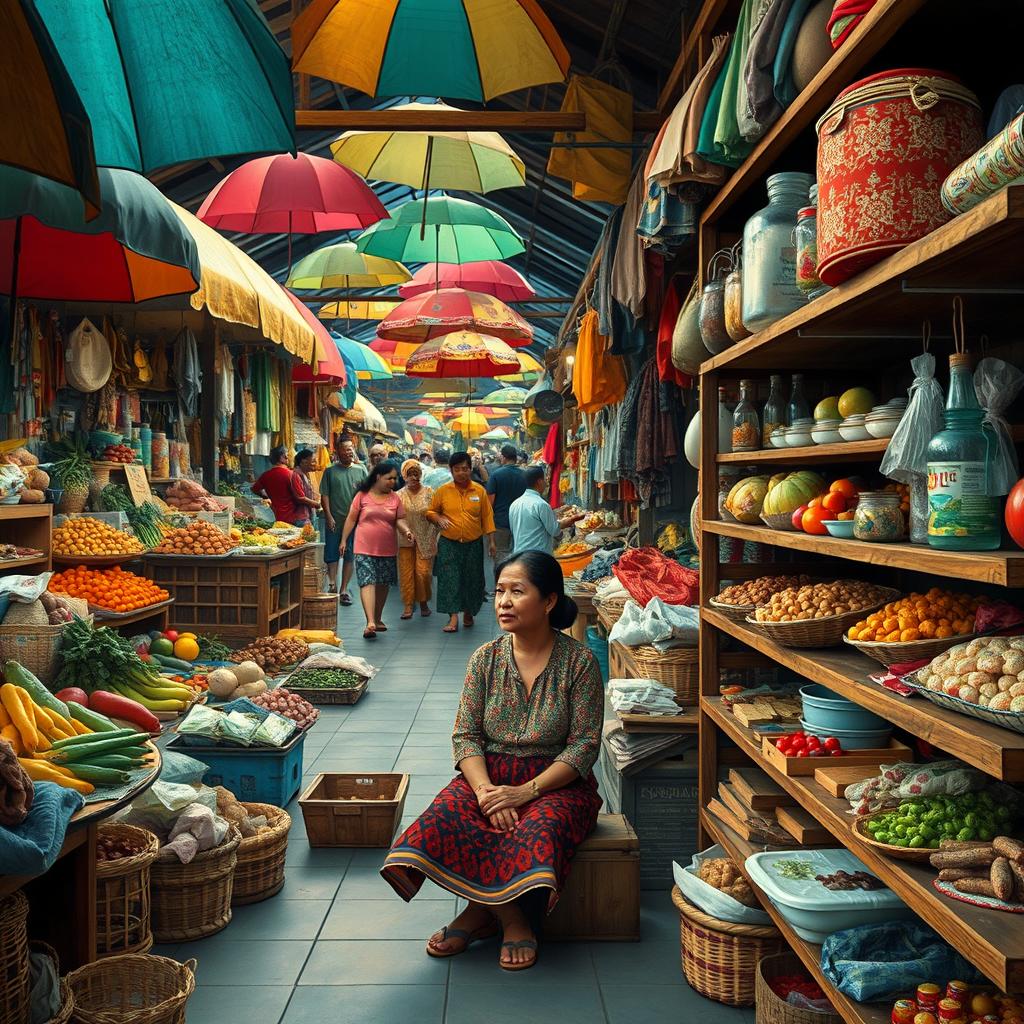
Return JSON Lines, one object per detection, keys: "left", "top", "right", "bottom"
{"left": 231, "top": 680, "right": 267, "bottom": 699}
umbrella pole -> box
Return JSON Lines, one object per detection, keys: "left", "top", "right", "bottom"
{"left": 435, "top": 224, "right": 440, "bottom": 289}
{"left": 7, "top": 216, "right": 21, "bottom": 349}
{"left": 419, "top": 137, "right": 434, "bottom": 242}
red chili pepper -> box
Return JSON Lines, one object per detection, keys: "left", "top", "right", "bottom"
{"left": 88, "top": 690, "right": 160, "bottom": 733}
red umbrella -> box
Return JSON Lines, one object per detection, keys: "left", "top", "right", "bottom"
{"left": 197, "top": 153, "right": 387, "bottom": 268}
{"left": 405, "top": 332, "right": 521, "bottom": 379}
{"left": 282, "top": 287, "right": 346, "bottom": 385}
{"left": 399, "top": 260, "right": 536, "bottom": 302}
{"left": 377, "top": 288, "right": 532, "bottom": 346}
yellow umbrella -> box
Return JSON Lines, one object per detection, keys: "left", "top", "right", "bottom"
{"left": 448, "top": 409, "right": 490, "bottom": 439}
{"left": 171, "top": 202, "right": 314, "bottom": 361}
{"left": 495, "top": 349, "right": 543, "bottom": 381}
{"left": 318, "top": 299, "right": 400, "bottom": 321}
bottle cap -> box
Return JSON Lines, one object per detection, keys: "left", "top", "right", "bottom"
{"left": 949, "top": 352, "right": 971, "bottom": 368}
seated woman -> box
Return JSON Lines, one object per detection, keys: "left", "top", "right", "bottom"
{"left": 381, "top": 550, "right": 603, "bottom": 971}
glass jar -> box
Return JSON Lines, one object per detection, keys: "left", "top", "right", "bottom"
{"left": 717, "top": 386, "right": 733, "bottom": 454}
{"left": 795, "top": 206, "right": 824, "bottom": 298}
{"left": 732, "top": 379, "right": 760, "bottom": 451}
{"left": 724, "top": 269, "right": 750, "bottom": 341}
{"left": 854, "top": 491, "right": 904, "bottom": 543}
{"left": 741, "top": 172, "right": 814, "bottom": 332}
{"left": 787, "top": 372, "right": 810, "bottom": 424}
{"left": 699, "top": 278, "right": 732, "bottom": 353}
{"left": 762, "top": 373, "right": 786, "bottom": 448}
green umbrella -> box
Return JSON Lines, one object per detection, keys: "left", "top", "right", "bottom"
{"left": 480, "top": 386, "right": 528, "bottom": 406}
{"left": 354, "top": 196, "right": 524, "bottom": 264}
{"left": 286, "top": 242, "right": 410, "bottom": 291}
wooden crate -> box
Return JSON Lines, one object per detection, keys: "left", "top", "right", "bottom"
{"left": 299, "top": 773, "right": 409, "bottom": 847}
{"left": 546, "top": 814, "right": 639, "bottom": 942}
{"left": 761, "top": 737, "right": 912, "bottom": 777}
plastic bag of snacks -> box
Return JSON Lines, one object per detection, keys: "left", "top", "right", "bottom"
{"left": 845, "top": 760, "right": 986, "bottom": 815}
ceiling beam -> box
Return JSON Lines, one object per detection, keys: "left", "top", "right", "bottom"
{"left": 296, "top": 108, "right": 661, "bottom": 133}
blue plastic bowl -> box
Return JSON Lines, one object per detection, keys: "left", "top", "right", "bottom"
{"left": 800, "top": 719, "right": 893, "bottom": 750}
{"left": 800, "top": 684, "right": 888, "bottom": 732}
{"left": 823, "top": 519, "right": 855, "bottom": 538}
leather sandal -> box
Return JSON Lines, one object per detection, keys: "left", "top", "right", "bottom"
{"left": 425, "top": 922, "right": 498, "bottom": 959}
{"left": 499, "top": 938, "right": 538, "bottom": 971}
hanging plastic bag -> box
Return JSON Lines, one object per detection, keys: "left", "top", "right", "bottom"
{"left": 880, "top": 350, "right": 944, "bottom": 543}
{"left": 64, "top": 318, "right": 112, "bottom": 393}
{"left": 975, "top": 356, "right": 1024, "bottom": 495}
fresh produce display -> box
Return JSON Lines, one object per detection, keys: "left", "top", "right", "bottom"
{"left": 163, "top": 478, "right": 227, "bottom": 512}
{"left": 917, "top": 637, "right": 1024, "bottom": 710}
{"left": 884, "top": 480, "right": 911, "bottom": 516}
{"left": 578, "top": 510, "right": 622, "bottom": 531}
{"left": 206, "top": 662, "right": 268, "bottom": 700}
{"left": 774, "top": 731, "right": 845, "bottom": 757}
{"left": 696, "top": 857, "right": 757, "bottom": 905}
{"left": 724, "top": 474, "right": 775, "bottom": 523}
{"left": 890, "top": 983, "right": 1024, "bottom": 1024}
{"left": 229, "top": 635, "right": 309, "bottom": 673}
{"left": 554, "top": 540, "right": 591, "bottom": 556}
{"left": 239, "top": 531, "right": 278, "bottom": 548}
{"left": 0, "top": 737, "right": 33, "bottom": 826}
{"left": 99, "top": 485, "right": 169, "bottom": 547}
{"left": 98, "top": 443, "right": 138, "bottom": 464}
{"left": 0, "top": 447, "right": 49, "bottom": 503}
{"left": 1006, "top": 478, "right": 1024, "bottom": 549}
{"left": 847, "top": 590, "right": 983, "bottom": 643}
{"left": 761, "top": 470, "right": 827, "bottom": 518}
{"left": 754, "top": 580, "right": 892, "bottom": 622}
{"left": 197, "top": 634, "right": 233, "bottom": 661}
{"left": 152, "top": 519, "right": 236, "bottom": 555}
{"left": 713, "top": 575, "right": 811, "bottom": 607}
{"left": 280, "top": 536, "right": 308, "bottom": 550}
{"left": 248, "top": 687, "right": 319, "bottom": 729}
{"left": 37, "top": 591, "right": 78, "bottom": 625}
{"left": 48, "top": 435, "right": 92, "bottom": 508}
{"left": 53, "top": 517, "right": 145, "bottom": 557}
{"left": 866, "top": 791, "right": 1013, "bottom": 850}
{"left": 838, "top": 387, "right": 875, "bottom": 417}
{"left": 286, "top": 668, "right": 365, "bottom": 690}
{"left": 930, "top": 834, "right": 1024, "bottom": 903}
{"left": 49, "top": 566, "right": 170, "bottom": 613}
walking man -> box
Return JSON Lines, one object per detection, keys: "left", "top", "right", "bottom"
{"left": 486, "top": 444, "right": 527, "bottom": 566}
{"left": 321, "top": 439, "right": 365, "bottom": 603}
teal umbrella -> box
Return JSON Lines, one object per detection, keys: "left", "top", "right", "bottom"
{"left": 33, "top": 0, "right": 294, "bottom": 172}
{"left": 480, "top": 386, "right": 528, "bottom": 406}
{"left": 355, "top": 196, "right": 524, "bottom": 264}
{"left": 332, "top": 334, "right": 394, "bottom": 381}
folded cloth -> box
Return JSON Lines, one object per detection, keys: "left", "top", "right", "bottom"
{"left": 0, "top": 782, "right": 84, "bottom": 876}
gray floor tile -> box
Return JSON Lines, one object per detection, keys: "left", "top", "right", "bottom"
{"left": 184, "top": 985, "right": 292, "bottom": 1024}
{"left": 178, "top": 939, "right": 313, "bottom": 986}
{"left": 298, "top": 940, "right": 451, "bottom": 985}
{"left": 281, "top": 984, "right": 445, "bottom": 1024}
{"left": 446, "top": 983, "right": 607, "bottom": 1024}
{"left": 449, "top": 940, "right": 596, "bottom": 987}
{"left": 407, "top": 774, "right": 455, "bottom": 795}
{"left": 345, "top": 848, "right": 389, "bottom": 869}
{"left": 639, "top": 891, "right": 683, "bottom": 943}
{"left": 334, "top": 721, "right": 410, "bottom": 735}
{"left": 601, "top": 982, "right": 750, "bottom": 1024}
{"left": 334, "top": 866, "right": 401, "bottom": 900}
{"left": 590, "top": 941, "right": 685, "bottom": 985}
{"left": 280, "top": 868, "right": 343, "bottom": 901}
{"left": 320, "top": 897, "right": 455, "bottom": 939}
{"left": 222, "top": 899, "right": 331, "bottom": 941}
{"left": 310, "top": 757, "right": 398, "bottom": 773}
{"left": 394, "top": 755, "right": 459, "bottom": 773}
{"left": 285, "top": 841, "right": 354, "bottom": 870}
{"left": 316, "top": 740, "right": 404, "bottom": 757}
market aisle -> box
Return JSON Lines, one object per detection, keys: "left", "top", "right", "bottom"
{"left": 165, "top": 594, "right": 753, "bottom": 1024}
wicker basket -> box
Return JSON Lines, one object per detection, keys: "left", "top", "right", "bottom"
{"left": 29, "top": 941, "right": 73, "bottom": 1024}
{"left": 0, "top": 889, "right": 29, "bottom": 1024}
{"left": 842, "top": 631, "right": 976, "bottom": 666}
{"left": 232, "top": 803, "right": 292, "bottom": 905}
{"left": 96, "top": 824, "right": 159, "bottom": 958}
{"left": 628, "top": 645, "right": 698, "bottom": 704}
{"left": 756, "top": 951, "right": 841, "bottom": 1024}
{"left": 760, "top": 512, "right": 798, "bottom": 532}
{"left": 0, "top": 623, "right": 64, "bottom": 686}
{"left": 67, "top": 954, "right": 195, "bottom": 1024}
{"left": 707, "top": 597, "right": 756, "bottom": 625}
{"left": 672, "top": 887, "right": 784, "bottom": 1006}
{"left": 150, "top": 826, "right": 240, "bottom": 943}
{"left": 744, "top": 588, "right": 899, "bottom": 649}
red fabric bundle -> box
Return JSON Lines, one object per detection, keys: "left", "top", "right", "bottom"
{"left": 613, "top": 547, "right": 699, "bottom": 607}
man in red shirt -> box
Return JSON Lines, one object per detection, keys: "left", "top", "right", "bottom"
{"left": 254, "top": 446, "right": 314, "bottom": 525}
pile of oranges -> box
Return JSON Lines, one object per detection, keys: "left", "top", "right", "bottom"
{"left": 152, "top": 519, "right": 236, "bottom": 556}
{"left": 49, "top": 566, "right": 169, "bottom": 613}
{"left": 847, "top": 588, "right": 983, "bottom": 643}
{"left": 53, "top": 517, "right": 145, "bottom": 557}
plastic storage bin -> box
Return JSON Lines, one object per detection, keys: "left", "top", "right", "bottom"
{"left": 799, "top": 684, "right": 887, "bottom": 732}
{"left": 745, "top": 849, "right": 910, "bottom": 942}
{"left": 166, "top": 730, "right": 305, "bottom": 805}
{"left": 799, "top": 720, "right": 893, "bottom": 749}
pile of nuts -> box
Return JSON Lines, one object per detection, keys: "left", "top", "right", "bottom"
{"left": 754, "top": 580, "right": 891, "bottom": 622}
{"left": 96, "top": 831, "right": 150, "bottom": 862}
{"left": 230, "top": 635, "right": 309, "bottom": 673}
{"left": 714, "top": 575, "right": 811, "bottom": 608}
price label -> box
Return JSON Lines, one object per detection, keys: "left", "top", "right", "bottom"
{"left": 123, "top": 464, "right": 153, "bottom": 506}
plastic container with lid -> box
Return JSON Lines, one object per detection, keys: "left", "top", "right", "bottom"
{"left": 785, "top": 419, "right": 815, "bottom": 447}
{"left": 839, "top": 414, "right": 870, "bottom": 441}
{"left": 744, "top": 849, "right": 910, "bottom": 943}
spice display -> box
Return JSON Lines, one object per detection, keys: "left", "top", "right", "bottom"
{"left": 854, "top": 491, "right": 904, "bottom": 542}
{"left": 755, "top": 581, "right": 891, "bottom": 622}
{"left": 917, "top": 636, "right": 1024, "bottom": 710}
{"left": 229, "top": 635, "right": 309, "bottom": 673}
{"left": 731, "top": 379, "right": 760, "bottom": 451}
{"left": 152, "top": 519, "right": 236, "bottom": 555}
{"left": 286, "top": 668, "right": 365, "bottom": 690}
{"left": 768, "top": 974, "right": 827, "bottom": 1004}
{"left": 714, "top": 575, "right": 811, "bottom": 607}
{"left": 848, "top": 590, "right": 982, "bottom": 643}
{"left": 554, "top": 540, "right": 591, "bottom": 556}
{"left": 53, "top": 517, "right": 145, "bottom": 557}
{"left": 49, "top": 566, "right": 170, "bottom": 613}
{"left": 696, "top": 857, "right": 757, "bottom": 906}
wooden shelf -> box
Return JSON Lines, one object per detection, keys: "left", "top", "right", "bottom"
{"left": 703, "top": 608, "right": 1024, "bottom": 780}
{"left": 702, "top": 519, "right": 1024, "bottom": 586}
{"left": 702, "top": 808, "right": 890, "bottom": 1024}
{"left": 0, "top": 554, "right": 46, "bottom": 572}
{"left": 718, "top": 438, "right": 889, "bottom": 464}
{"left": 703, "top": 696, "right": 1024, "bottom": 992}
{"left": 700, "top": 187, "right": 1024, "bottom": 373}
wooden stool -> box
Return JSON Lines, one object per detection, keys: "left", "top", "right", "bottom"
{"left": 545, "top": 813, "right": 640, "bottom": 941}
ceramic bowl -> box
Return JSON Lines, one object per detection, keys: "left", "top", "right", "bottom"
{"left": 838, "top": 415, "right": 871, "bottom": 442}
{"left": 811, "top": 419, "right": 842, "bottom": 444}
{"left": 864, "top": 412, "right": 903, "bottom": 438}
{"left": 770, "top": 428, "right": 789, "bottom": 449}
{"left": 823, "top": 519, "right": 855, "bottom": 538}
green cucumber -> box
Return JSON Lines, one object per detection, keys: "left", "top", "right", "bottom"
{"left": 151, "top": 654, "right": 194, "bottom": 672}
{"left": 66, "top": 702, "right": 120, "bottom": 733}
{"left": 66, "top": 765, "right": 130, "bottom": 785}
{"left": 48, "top": 735, "right": 149, "bottom": 762}
{"left": 84, "top": 754, "right": 146, "bottom": 769}
{"left": 51, "top": 728, "right": 139, "bottom": 748}
{"left": 4, "top": 662, "right": 70, "bottom": 719}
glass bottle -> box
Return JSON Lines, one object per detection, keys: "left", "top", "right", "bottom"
{"left": 732, "top": 379, "right": 760, "bottom": 452}
{"left": 762, "top": 374, "right": 787, "bottom": 448}
{"left": 741, "top": 172, "right": 815, "bottom": 332}
{"left": 787, "top": 373, "right": 810, "bottom": 425}
{"left": 927, "top": 353, "right": 1000, "bottom": 550}
{"left": 718, "top": 386, "right": 733, "bottom": 454}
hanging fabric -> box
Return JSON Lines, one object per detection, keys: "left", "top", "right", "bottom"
{"left": 772, "top": 0, "right": 814, "bottom": 110}
{"left": 610, "top": 170, "right": 649, "bottom": 320}
{"left": 149, "top": 335, "right": 169, "bottom": 390}
{"left": 656, "top": 276, "right": 691, "bottom": 387}
{"left": 636, "top": 180, "right": 701, "bottom": 254}
{"left": 827, "top": 0, "right": 877, "bottom": 48}
{"left": 572, "top": 309, "right": 627, "bottom": 414}
{"left": 172, "top": 326, "right": 202, "bottom": 417}
{"left": 741, "top": 0, "right": 798, "bottom": 141}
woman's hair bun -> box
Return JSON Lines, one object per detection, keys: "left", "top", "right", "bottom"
{"left": 550, "top": 593, "right": 578, "bottom": 630}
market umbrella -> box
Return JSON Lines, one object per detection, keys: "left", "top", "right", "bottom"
{"left": 378, "top": 288, "right": 532, "bottom": 346}
{"left": 495, "top": 349, "right": 543, "bottom": 382}
{"left": 333, "top": 334, "right": 394, "bottom": 380}
{"left": 2, "top": 0, "right": 99, "bottom": 216}
{"left": 34, "top": 0, "right": 295, "bottom": 172}
{"left": 355, "top": 196, "right": 524, "bottom": 263}
{"left": 479, "top": 426, "right": 512, "bottom": 440}
{"left": 282, "top": 288, "right": 347, "bottom": 385}
{"left": 198, "top": 154, "right": 386, "bottom": 270}
{"left": 286, "top": 241, "right": 409, "bottom": 291}
{"left": 292, "top": 0, "right": 569, "bottom": 102}
{"left": 447, "top": 409, "right": 490, "bottom": 439}
{"left": 318, "top": 299, "right": 400, "bottom": 321}
{"left": 407, "top": 412, "right": 444, "bottom": 431}
{"left": 400, "top": 261, "right": 535, "bottom": 301}
{"left": 405, "top": 332, "right": 520, "bottom": 379}
{"left": 369, "top": 337, "right": 419, "bottom": 374}
{"left": 0, "top": 166, "right": 199, "bottom": 303}
{"left": 480, "top": 386, "right": 529, "bottom": 406}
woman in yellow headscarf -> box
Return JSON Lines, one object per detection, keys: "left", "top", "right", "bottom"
{"left": 398, "top": 458, "right": 439, "bottom": 619}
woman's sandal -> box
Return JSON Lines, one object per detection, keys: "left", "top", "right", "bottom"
{"left": 499, "top": 939, "right": 538, "bottom": 972}
{"left": 339, "top": 593, "right": 352, "bottom": 606}
{"left": 425, "top": 922, "right": 498, "bottom": 959}
{"left": 463, "top": 614, "right": 475, "bottom": 628}
{"left": 400, "top": 610, "right": 413, "bottom": 620}
{"left": 362, "top": 627, "right": 376, "bottom": 640}
{"left": 376, "top": 622, "right": 388, "bottom": 632}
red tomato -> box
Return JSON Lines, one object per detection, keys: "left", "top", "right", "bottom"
{"left": 164, "top": 630, "right": 179, "bottom": 643}
{"left": 1006, "top": 478, "right": 1024, "bottom": 548}
{"left": 792, "top": 504, "right": 809, "bottom": 531}
{"left": 802, "top": 505, "right": 832, "bottom": 536}
{"left": 822, "top": 491, "right": 847, "bottom": 514}
{"left": 823, "top": 737, "right": 841, "bottom": 752}
{"left": 830, "top": 478, "right": 860, "bottom": 499}
{"left": 809, "top": 749, "right": 824, "bottom": 757}
{"left": 831, "top": 749, "right": 845, "bottom": 757}
{"left": 796, "top": 750, "right": 809, "bottom": 757}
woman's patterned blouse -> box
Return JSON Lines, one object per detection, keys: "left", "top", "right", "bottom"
{"left": 452, "top": 631, "right": 603, "bottom": 777}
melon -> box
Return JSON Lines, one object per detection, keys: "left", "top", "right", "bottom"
{"left": 762, "top": 471, "right": 827, "bottom": 517}
{"left": 724, "top": 475, "right": 770, "bottom": 524}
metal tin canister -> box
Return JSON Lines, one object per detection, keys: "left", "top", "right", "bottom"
{"left": 942, "top": 111, "right": 1024, "bottom": 214}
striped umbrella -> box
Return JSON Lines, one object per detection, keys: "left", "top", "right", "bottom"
{"left": 378, "top": 287, "right": 532, "bottom": 345}
{"left": 332, "top": 334, "right": 393, "bottom": 380}
{"left": 405, "top": 332, "right": 520, "bottom": 379}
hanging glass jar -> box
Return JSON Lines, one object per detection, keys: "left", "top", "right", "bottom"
{"left": 699, "top": 250, "right": 734, "bottom": 354}
{"left": 762, "top": 374, "right": 787, "bottom": 448}
{"left": 741, "top": 172, "right": 814, "bottom": 333}
{"left": 732, "top": 379, "right": 761, "bottom": 452}
{"left": 724, "top": 241, "right": 750, "bottom": 342}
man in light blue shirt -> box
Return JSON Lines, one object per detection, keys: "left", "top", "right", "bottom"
{"left": 423, "top": 447, "right": 454, "bottom": 490}
{"left": 508, "top": 467, "right": 583, "bottom": 555}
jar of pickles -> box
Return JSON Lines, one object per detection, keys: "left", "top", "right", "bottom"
{"left": 854, "top": 491, "right": 904, "bottom": 542}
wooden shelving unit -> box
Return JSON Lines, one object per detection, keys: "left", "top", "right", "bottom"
{"left": 0, "top": 505, "right": 52, "bottom": 575}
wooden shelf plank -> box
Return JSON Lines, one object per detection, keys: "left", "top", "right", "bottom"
{"left": 703, "top": 608, "right": 1024, "bottom": 780}
{"left": 703, "top": 696, "right": 1024, "bottom": 991}
{"left": 701, "top": 187, "right": 1024, "bottom": 372}
{"left": 702, "top": 808, "right": 891, "bottom": 1024}
{"left": 718, "top": 438, "right": 889, "bottom": 464}
{"left": 701, "top": 520, "right": 1024, "bottom": 587}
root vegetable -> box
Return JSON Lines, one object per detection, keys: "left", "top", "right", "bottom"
{"left": 930, "top": 848, "right": 996, "bottom": 869}
{"left": 939, "top": 839, "right": 992, "bottom": 851}
{"left": 953, "top": 877, "right": 998, "bottom": 898}
{"left": 938, "top": 867, "right": 990, "bottom": 882}
{"left": 207, "top": 668, "right": 239, "bottom": 698}
{"left": 991, "top": 857, "right": 1015, "bottom": 901}
{"left": 993, "top": 836, "right": 1024, "bottom": 865}
{"left": 231, "top": 661, "right": 266, "bottom": 685}
{"left": 231, "top": 680, "right": 267, "bottom": 699}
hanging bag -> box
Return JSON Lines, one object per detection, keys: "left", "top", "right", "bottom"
{"left": 64, "top": 318, "right": 112, "bottom": 393}
{"left": 671, "top": 277, "right": 710, "bottom": 374}
{"left": 975, "top": 354, "right": 1024, "bottom": 495}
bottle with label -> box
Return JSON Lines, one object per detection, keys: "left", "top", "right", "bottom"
{"left": 926, "top": 353, "right": 1000, "bottom": 550}
{"left": 787, "top": 373, "right": 810, "bottom": 425}
{"left": 762, "top": 374, "right": 787, "bottom": 447}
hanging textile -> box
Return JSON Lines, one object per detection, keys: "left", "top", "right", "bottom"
{"left": 149, "top": 335, "right": 169, "bottom": 390}
{"left": 172, "top": 326, "right": 202, "bottom": 417}
{"left": 594, "top": 209, "right": 622, "bottom": 339}
{"left": 635, "top": 358, "right": 679, "bottom": 506}
{"left": 710, "top": 0, "right": 763, "bottom": 167}
{"left": 542, "top": 422, "right": 562, "bottom": 507}
{"left": 741, "top": 0, "right": 797, "bottom": 141}
{"left": 656, "top": 277, "right": 691, "bottom": 388}
{"left": 217, "top": 344, "right": 235, "bottom": 422}
{"left": 610, "top": 170, "right": 649, "bottom": 320}
{"left": 615, "top": 364, "right": 646, "bottom": 481}
{"left": 547, "top": 75, "right": 634, "bottom": 205}
{"left": 572, "top": 310, "right": 627, "bottom": 414}
{"left": 772, "top": 0, "right": 814, "bottom": 110}
{"left": 827, "top": 0, "right": 877, "bottom": 48}
{"left": 636, "top": 180, "right": 701, "bottom": 255}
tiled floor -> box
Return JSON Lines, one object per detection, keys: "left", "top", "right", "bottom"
{"left": 169, "top": 595, "right": 752, "bottom": 1024}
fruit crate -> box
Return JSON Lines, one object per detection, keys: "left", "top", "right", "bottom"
{"left": 299, "top": 773, "right": 409, "bottom": 847}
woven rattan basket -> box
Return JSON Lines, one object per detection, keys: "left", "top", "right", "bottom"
{"left": 842, "top": 631, "right": 976, "bottom": 666}
{"left": 66, "top": 954, "right": 195, "bottom": 1024}
{"left": 744, "top": 587, "right": 898, "bottom": 649}
{"left": 96, "top": 824, "right": 159, "bottom": 958}
{"left": 150, "top": 826, "right": 240, "bottom": 943}
{"left": 628, "top": 645, "right": 698, "bottom": 704}
{"left": 30, "top": 941, "right": 73, "bottom": 1024}
{"left": 232, "top": 803, "right": 292, "bottom": 905}
{"left": 672, "top": 886, "right": 784, "bottom": 1006}
{"left": 707, "top": 597, "right": 756, "bottom": 625}
{"left": 0, "top": 889, "right": 29, "bottom": 1024}
{"left": 756, "top": 951, "right": 841, "bottom": 1024}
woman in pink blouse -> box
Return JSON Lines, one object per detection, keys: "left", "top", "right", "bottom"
{"left": 382, "top": 550, "right": 603, "bottom": 971}
{"left": 340, "top": 461, "right": 415, "bottom": 639}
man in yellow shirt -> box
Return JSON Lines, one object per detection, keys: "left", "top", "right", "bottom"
{"left": 426, "top": 451, "right": 497, "bottom": 633}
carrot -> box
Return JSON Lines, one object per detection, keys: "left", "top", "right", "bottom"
{"left": 0, "top": 723, "right": 22, "bottom": 755}
{"left": 1, "top": 683, "right": 36, "bottom": 754}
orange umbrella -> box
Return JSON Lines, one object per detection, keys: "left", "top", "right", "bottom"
{"left": 369, "top": 336, "right": 418, "bottom": 373}
{"left": 405, "top": 331, "right": 520, "bottom": 379}
{"left": 377, "top": 287, "right": 532, "bottom": 346}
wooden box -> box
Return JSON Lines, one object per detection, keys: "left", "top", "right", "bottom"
{"left": 299, "top": 773, "right": 409, "bottom": 847}
{"left": 813, "top": 763, "right": 885, "bottom": 798}
{"left": 761, "top": 737, "right": 913, "bottom": 777}
{"left": 546, "top": 814, "right": 640, "bottom": 942}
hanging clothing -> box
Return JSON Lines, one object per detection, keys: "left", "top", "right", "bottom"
{"left": 610, "top": 170, "right": 649, "bottom": 321}
{"left": 772, "top": 0, "right": 815, "bottom": 110}
{"left": 542, "top": 423, "right": 562, "bottom": 507}
{"left": 572, "top": 310, "right": 627, "bottom": 414}
{"left": 150, "top": 335, "right": 169, "bottom": 390}
{"left": 656, "top": 277, "right": 691, "bottom": 388}
{"left": 636, "top": 180, "right": 701, "bottom": 255}
{"left": 616, "top": 366, "right": 645, "bottom": 482}
{"left": 217, "top": 344, "right": 235, "bottom": 421}
{"left": 710, "top": 0, "right": 762, "bottom": 167}
{"left": 594, "top": 208, "right": 621, "bottom": 339}
{"left": 172, "top": 327, "right": 202, "bottom": 417}
{"left": 741, "top": 0, "right": 798, "bottom": 141}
